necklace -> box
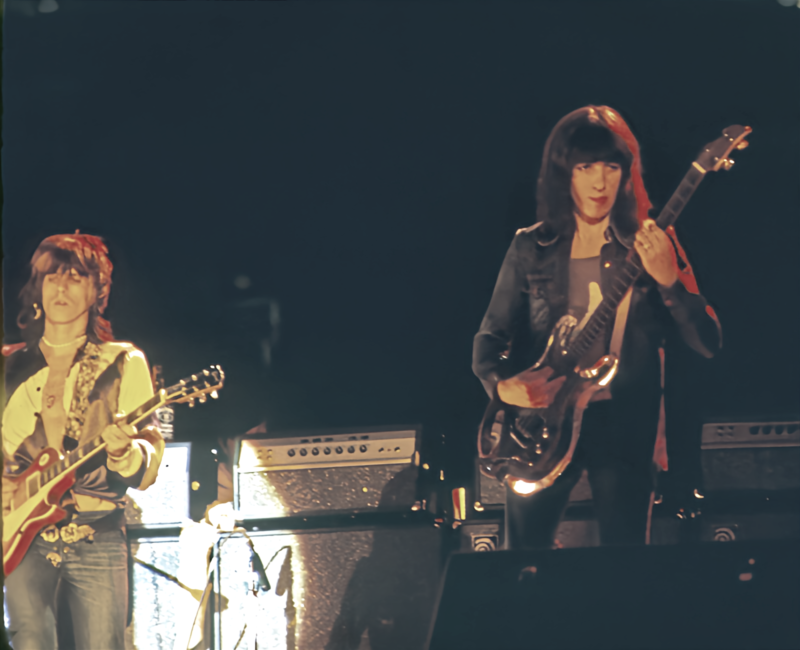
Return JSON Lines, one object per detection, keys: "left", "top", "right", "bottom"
{"left": 42, "top": 334, "right": 87, "bottom": 349}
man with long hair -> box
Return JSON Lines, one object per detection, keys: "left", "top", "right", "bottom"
{"left": 2, "top": 232, "right": 164, "bottom": 649}
{"left": 473, "top": 106, "right": 721, "bottom": 549}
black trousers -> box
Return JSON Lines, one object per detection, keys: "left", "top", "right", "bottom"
{"left": 505, "top": 399, "right": 657, "bottom": 549}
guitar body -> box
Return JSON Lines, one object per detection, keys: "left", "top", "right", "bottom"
{"left": 3, "top": 447, "right": 75, "bottom": 576}
{"left": 477, "top": 316, "right": 618, "bottom": 486}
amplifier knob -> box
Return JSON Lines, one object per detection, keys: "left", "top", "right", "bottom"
{"left": 324, "top": 447, "right": 331, "bottom": 455}
{"left": 312, "top": 448, "right": 320, "bottom": 455}
{"left": 288, "top": 449, "right": 296, "bottom": 457}
{"left": 347, "top": 446, "right": 355, "bottom": 453}
{"left": 299, "top": 448, "right": 308, "bottom": 457}
{"left": 360, "top": 445, "right": 367, "bottom": 453}
{"left": 335, "top": 446, "right": 343, "bottom": 454}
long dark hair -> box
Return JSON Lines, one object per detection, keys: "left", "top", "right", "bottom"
{"left": 535, "top": 105, "right": 651, "bottom": 244}
{"left": 17, "top": 232, "right": 115, "bottom": 345}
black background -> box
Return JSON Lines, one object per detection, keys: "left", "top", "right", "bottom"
{"left": 3, "top": 0, "right": 798, "bottom": 482}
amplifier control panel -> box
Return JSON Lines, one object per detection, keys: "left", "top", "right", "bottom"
{"left": 237, "top": 428, "right": 418, "bottom": 471}
{"left": 702, "top": 421, "right": 800, "bottom": 449}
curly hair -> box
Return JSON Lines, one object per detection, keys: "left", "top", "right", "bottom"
{"left": 535, "top": 105, "right": 651, "bottom": 245}
{"left": 17, "top": 232, "right": 115, "bottom": 344}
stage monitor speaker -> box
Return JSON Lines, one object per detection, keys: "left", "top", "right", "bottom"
{"left": 234, "top": 425, "right": 423, "bottom": 518}
{"left": 427, "top": 540, "right": 800, "bottom": 650}
{"left": 214, "top": 522, "right": 442, "bottom": 650}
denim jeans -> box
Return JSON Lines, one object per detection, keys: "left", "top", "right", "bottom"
{"left": 5, "top": 519, "right": 129, "bottom": 650}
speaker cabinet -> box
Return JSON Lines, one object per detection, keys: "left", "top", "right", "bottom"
{"left": 427, "top": 540, "right": 800, "bottom": 650}
{"left": 126, "top": 535, "right": 185, "bottom": 650}
{"left": 702, "top": 447, "right": 800, "bottom": 491}
{"left": 471, "top": 466, "right": 600, "bottom": 549}
{"left": 475, "top": 461, "right": 594, "bottom": 512}
{"left": 214, "top": 522, "right": 442, "bottom": 650}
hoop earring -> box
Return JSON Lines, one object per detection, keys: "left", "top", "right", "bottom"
{"left": 33, "top": 303, "right": 42, "bottom": 320}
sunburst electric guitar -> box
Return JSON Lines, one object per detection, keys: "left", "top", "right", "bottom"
{"left": 3, "top": 365, "right": 225, "bottom": 575}
{"left": 477, "top": 125, "right": 751, "bottom": 491}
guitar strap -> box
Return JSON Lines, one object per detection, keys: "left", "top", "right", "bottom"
{"left": 606, "top": 284, "right": 668, "bottom": 471}
{"left": 64, "top": 341, "right": 104, "bottom": 448}
{"left": 609, "top": 287, "right": 633, "bottom": 360}
{"left": 588, "top": 286, "right": 632, "bottom": 403}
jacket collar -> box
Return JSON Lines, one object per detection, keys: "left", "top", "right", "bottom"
{"left": 534, "top": 208, "right": 638, "bottom": 249}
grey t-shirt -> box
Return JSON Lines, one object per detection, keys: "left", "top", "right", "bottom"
{"left": 568, "top": 255, "right": 603, "bottom": 329}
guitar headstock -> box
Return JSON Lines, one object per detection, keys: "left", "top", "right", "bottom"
{"left": 694, "top": 125, "right": 752, "bottom": 173}
{"left": 163, "top": 365, "right": 225, "bottom": 407}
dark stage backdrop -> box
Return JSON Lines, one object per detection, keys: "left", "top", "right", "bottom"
{"left": 3, "top": 1, "right": 799, "bottom": 483}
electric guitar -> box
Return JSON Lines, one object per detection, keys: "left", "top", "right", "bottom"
{"left": 477, "top": 125, "right": 752, "bottom": 491}
{"left": 2, "top": 365, "right": 225, "bottom": 575}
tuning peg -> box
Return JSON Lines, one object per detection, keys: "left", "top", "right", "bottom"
{"left": 188, "top": 398, "right": 196, "bottom": 408}
{"left": 199, "top": 394, "right": 207, "bottom": 404}
{"left": 722, "top": 158, "right": 735, "bottom": 170}
{"left": 211, "top": 391, "right": 219, "bottom": 399}
{"left": 191, "top": 374, "right": 198, "bottom": 382}
{"left": 736, "top": 140, "right": 749, "bottom": 150}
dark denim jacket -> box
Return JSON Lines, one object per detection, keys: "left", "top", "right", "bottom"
{"left": 472, "top": 222, "right": 722, "bottom": 437}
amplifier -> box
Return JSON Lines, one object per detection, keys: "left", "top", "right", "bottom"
{"left": 474, "top": 459, "right": 593, "bottom": 511}
{"left": 701, "top": 420, "right": 800, "bottom": 491}
{"left": 126, "top": 442, "right": 192, "bottom": 527}
{"left": 651, "top": 511, "right": 800, "bottom": 545}
{"left": 234, "top": 426, "right": 423, "bottom": 518}
{"left": 460, "top": 514, "right": 601, "bottom": 551}
{"left": 702, "top": 420, "right": 800, "bottom": 449}
{"left": 465, "top": 464, "right": 599, "bottom": 551}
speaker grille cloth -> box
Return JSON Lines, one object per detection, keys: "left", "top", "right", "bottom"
{"left": 217, "top": 526, "right": 441, "bottom": 650}
{"left": 236, "top": 464, "right": 418, "bottom": 516}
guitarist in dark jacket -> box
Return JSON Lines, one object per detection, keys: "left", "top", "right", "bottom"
{"left": 2, "top": 232, "right": 164, "bottom": 650}
{"left": 472, "top": 106, "right": 721, "bottom": 549}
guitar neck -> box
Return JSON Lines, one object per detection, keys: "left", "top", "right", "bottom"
{"left": 654, "top": 165, "right": 705, "bottom": 230}
{"left": 564, "top": 166, "right": 706, "bottom": 366}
